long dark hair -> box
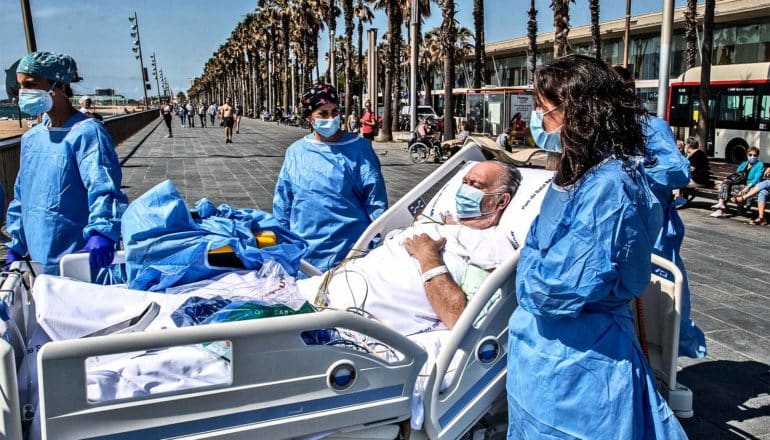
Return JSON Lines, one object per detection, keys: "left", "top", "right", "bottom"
{"left": 534, "top": 54, "right": 647, "bottom": 186}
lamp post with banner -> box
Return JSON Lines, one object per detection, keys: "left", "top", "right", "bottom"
{"left": 129, "top": 12, "right": 150, "bottom": 108}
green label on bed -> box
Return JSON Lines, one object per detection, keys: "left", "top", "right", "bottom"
{"left": 212, "top": 301, "right": 316, "bottom": 322}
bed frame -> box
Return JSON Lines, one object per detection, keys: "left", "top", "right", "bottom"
{"left": 0, "top": 142, "right": 692, "bottom": 439}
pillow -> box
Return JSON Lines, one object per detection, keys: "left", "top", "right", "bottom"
{"left": 421, "top": 161, "right": 553, "bottom": 250}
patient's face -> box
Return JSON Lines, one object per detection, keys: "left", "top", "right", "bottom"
{"left": 459, "top": 162, "right": 510, "bottom": 230}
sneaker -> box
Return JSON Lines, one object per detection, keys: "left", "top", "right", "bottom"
{"left": 673, "top": 196, "right": 687, "bottom": 208}
{"left": 710, "top": 202, "right": 725, "bottom": 209}
{"left": 710, "top": 210, "right": 726, "bottom": 218}
{"left": 165, "top": 134, "right": 173, "bottom": 138}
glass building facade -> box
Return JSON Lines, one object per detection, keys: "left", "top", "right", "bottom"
{"left": 449, "top": 20, "right": 770, "bottom": 89}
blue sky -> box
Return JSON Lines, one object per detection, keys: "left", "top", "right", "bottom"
{"left": 1, "top": 0, "right": 694, "bottom": 100}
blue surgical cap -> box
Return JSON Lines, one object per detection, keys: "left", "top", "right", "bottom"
{"left": 16, "top": 51, "right": 82, "bottom": 84}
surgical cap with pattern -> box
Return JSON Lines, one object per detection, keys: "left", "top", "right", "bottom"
{"left": 301, "top": 83, "right": 339, "bottom": 118}
{"left": 16, "top": 51, "right": 82, "bottom": 84}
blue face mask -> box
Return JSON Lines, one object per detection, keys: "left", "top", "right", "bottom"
{"left": 455, "top": 184, "right": 501, "bottom": 219}
{"left": 18, "top": 87, "right": 54, "bottom": 116}
{"left": 530, "top": 109, "right": 562, "bottom": 153}
{"left": 314, "top": 116, "right": 341, "bottom": 138}
{"left": 748, "top": 155, "right": 759, "bottom": 164}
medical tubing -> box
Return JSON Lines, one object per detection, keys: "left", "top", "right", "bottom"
{"left": 634, "top": 297, "right": 650, "bottom": 361}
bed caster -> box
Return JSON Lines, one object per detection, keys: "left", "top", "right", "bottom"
{"left": 665, "top": 383, "right": 694, "bottom": 418}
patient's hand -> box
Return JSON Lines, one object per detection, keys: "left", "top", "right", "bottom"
{"left": 404, "top": 233, "right": 446, "bottom": 272}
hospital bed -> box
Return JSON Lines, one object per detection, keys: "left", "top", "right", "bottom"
{"left": 0, "top": 140, "right": 692, "bottom": 439}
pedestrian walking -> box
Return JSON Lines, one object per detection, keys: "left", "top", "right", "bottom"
{"left": 361, "top": 100, "right": 377, "bottom": 140}
{"left": 207, "top": 103, "right": 218, "bottom": 126}
{"left": 161, "top": 99, "right": 173, "bottom": 138}
{"left": 235, "top": 103, "right": 243, "bottom": 134}
{"left": 178, "top": 104, "right": 186, "bottom": 128}
{"left": 219, "top": 99, "right": 235, "bottom": 143}
{"left": 185, "top": 102, "right": 195, "bottom": 127}
{"left": 197, "top": 102, "right": 207, "bottom": 128}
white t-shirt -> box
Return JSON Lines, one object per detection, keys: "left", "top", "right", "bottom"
{"left": 299, "top": 223, "right": 514, "bottom": 336}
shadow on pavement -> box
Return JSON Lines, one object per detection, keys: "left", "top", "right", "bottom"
{"left": 678, "top": 360, "right": 769, "bottom": 439}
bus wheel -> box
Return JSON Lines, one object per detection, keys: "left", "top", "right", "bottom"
{"left": 726, "top": 140, "right": 748, "bottom": 164}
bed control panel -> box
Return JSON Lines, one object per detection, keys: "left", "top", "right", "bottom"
{"left": 407, "top": 198, "right": 426, "bottom": 217}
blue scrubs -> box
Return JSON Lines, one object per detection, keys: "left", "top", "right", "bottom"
{"left": 273, "top": 132, "right": 388, "bottom": 272}
{"left": 643, "top": 116, "right": 707, "bottom": 358}
{"left": 5, "top": 112, "right": 127, "bottom": 274}
{"left": 507, "top": 158, "right": 687, "bottom": 439}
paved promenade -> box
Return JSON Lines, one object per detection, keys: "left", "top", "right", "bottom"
{"left": 114, "top": 117, "right": 767, "bottom": 439}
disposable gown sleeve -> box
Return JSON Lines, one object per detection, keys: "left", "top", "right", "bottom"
{"left": 644, "top": 117, "right": 690, "bottom": 190}
{"left": 73, "top": 121, "right": 128, "bottom": 243}
{"left": 358, "top": 148, "right": 388, "bottom": 221}
{"left": 517, "top": 185, "right": 653, "bottom": 318}
{"left": 272, "top": 157, "right": 293, "bottom": 229}
{"left": 5, "top": 177, "right": 26, "bottom": 255}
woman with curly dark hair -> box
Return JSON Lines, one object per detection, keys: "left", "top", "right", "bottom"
{"left": 506, "top": 54, "right": 687, "bottom": 439}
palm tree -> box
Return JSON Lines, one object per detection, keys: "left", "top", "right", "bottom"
{"left": 420, "top": 27, "right": 442, "bottom": 107}
{"left": 589, "top": 0, "right": 600, "bottom": 59}
{"left": 696, "top": 0, "right": 715, "bottom": 154}
{"left": 342, "top": 0, "right": 355, "bottom": 120}
{"left": 438, "top": 0, "right": 457, "bottom": 141}
{"left": 355, "top": 0, "right": 375, "bottom": 107}
{"left": 527, "top": 0, "right": 537, "bottom": 84}
{"left": 684, "top": 0, "right": 698, "bottom": 69}
{"left": 472, "top": 0, "right": 487, "bottom": 88}
{"left": 552, "top": 0, "right": 574, "bottom": 58}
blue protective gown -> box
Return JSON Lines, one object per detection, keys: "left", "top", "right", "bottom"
{"left": 273, "top": 132, "right": 388, "bottom": 272}
{"left": 5, "top": 112, "right": 127, "bottom": 274}
{"left": 643, "top": 116, "right": 706, "bottom": 358}
{"left": 507, "top": 158, "right": 687, "bottom": 439}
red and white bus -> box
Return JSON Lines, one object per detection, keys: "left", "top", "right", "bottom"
{"left": 667, "top": 62, "right": 770, "bottom": 163}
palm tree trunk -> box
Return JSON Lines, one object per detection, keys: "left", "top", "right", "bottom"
{"left": 390, "top": 3, "right": 403, "bottom": 134}
{"left": 357, "top": 17, "right": 365, "bottom": 108}
{"left": 696, "top": 0, "right": 714, "bottom": 154}
{"left": 441, "top": 0, "right": 456, "bottom": 141}
{"left": 343, "top": 0, "right": 354, "bottom": 120}
{"left": 282, "top": 12, "right": 291, "bottom": 110}
{"left": 590, "top": 0, "right": 601, "bottom": 59}
{"left": 552, "top": 0, "right": 572, "bottom": 59}
{"left": 527, "top": 0, "right": 537, "bottom": 84}
{"left": 472, "top": 0, "right": 487, "bottom": 88}
{"left": 380, "top": 0, "right": 396, "bottom": 141}
{"left": 684, "top": 0, "right": 698, "bottom": 68}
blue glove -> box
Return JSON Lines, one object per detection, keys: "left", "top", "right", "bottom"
{"left": 79, "top": 234, "right": 116, "bottom": 274}
{"left": 3, "top": 249, "right": 21, "bottom": 271}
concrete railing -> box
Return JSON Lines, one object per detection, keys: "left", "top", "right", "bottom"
{"left": 0, "top": 109, "right": 159, "bottom": 217}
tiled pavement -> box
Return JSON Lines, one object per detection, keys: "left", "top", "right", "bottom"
{"left": 117, "top": 117, "right": 770, "bottom": 439}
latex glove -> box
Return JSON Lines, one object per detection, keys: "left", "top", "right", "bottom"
{"left": 79, "top": 234, "right": 115, "bottom": 273}
{"left": 3, "top": 249, "right": 21, "bottom": 271}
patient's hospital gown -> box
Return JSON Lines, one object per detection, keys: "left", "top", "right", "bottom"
{"left": 507, "top": 158, "right": 687, "bottom": 439}
{"left": 273, "top": 133, "right": 387, "bottom": 272}
{"left": 298, "top": 222, "right": 514, "bottom": 335}
{"left": 643, "top": 115, "right": 706, "bottom": 358}
{"left": 5, "top": 112, "right": 127, "bottom": 274}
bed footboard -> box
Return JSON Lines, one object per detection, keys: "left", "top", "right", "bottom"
{"left": 38, "top": 311, "right": 427, "bottom": 439}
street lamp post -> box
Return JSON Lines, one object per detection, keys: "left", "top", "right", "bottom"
{"left": 129, "top": 12, "right": 150, "bottom": 109}
{"left": 150, "top": 53, "right": 162, "bottom": 104}
{"left": 409, "top": 0, "right": 419, "bottom": 132}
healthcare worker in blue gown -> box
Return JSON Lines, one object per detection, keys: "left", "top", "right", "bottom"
{"left": 4, "top": 52, "right": 127, "bottom": 275}
{"left": 507, "top": 55, "right": 687, "bottom": 439}
{"left": 611, "top": 65, "right": 707, "bottom": 359}
{"left": 273, "top": 83, "right": 388, "bottom": 272}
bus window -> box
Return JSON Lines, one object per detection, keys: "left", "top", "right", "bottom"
{"left": 719, "top": 95, "right": 741, "bottom": 123}
{"left": 760, "top": 96, "right": 769, "bottom": 130}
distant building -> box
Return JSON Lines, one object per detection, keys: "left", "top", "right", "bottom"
{"left": 452, "top": 0, "right": 770, "bottom": 112}
{"left": 71, "top": 89, "right": 127, "bottom": 108}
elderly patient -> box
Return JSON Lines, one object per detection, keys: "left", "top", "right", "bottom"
{"left": 298, "top": 161, "right": 522, "bottom": 335}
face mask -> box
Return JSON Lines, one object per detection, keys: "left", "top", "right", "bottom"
{"left": 530, "top": 109, "right": 562, "bottom": 153}
{"left": 455, "top": 184, "right": 502, "bottom": 219}
{"left": 18, "top": 87, "right": 54, "bottom": 116}
{"left": 748, "top": 155, "right": 759, "bottom": 164}
{"left": 313, "top": 116, "right": 341, "bottom": 138}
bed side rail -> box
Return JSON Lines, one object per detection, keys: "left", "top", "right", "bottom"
{"left": 60, "top": 252, "right": 323, "bottom": 282}
{"left": 349, "top": 145, "right": 487, "bottom": 256}
{"left": 422, "top": 252, "right": 519, "bottom": 439}
{"left": 38, "top": 311, "right": 427, "bottom": 440}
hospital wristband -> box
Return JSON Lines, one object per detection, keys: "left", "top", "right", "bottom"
{"left": 421, "top": 265, "right": 449, "bottom": 283}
